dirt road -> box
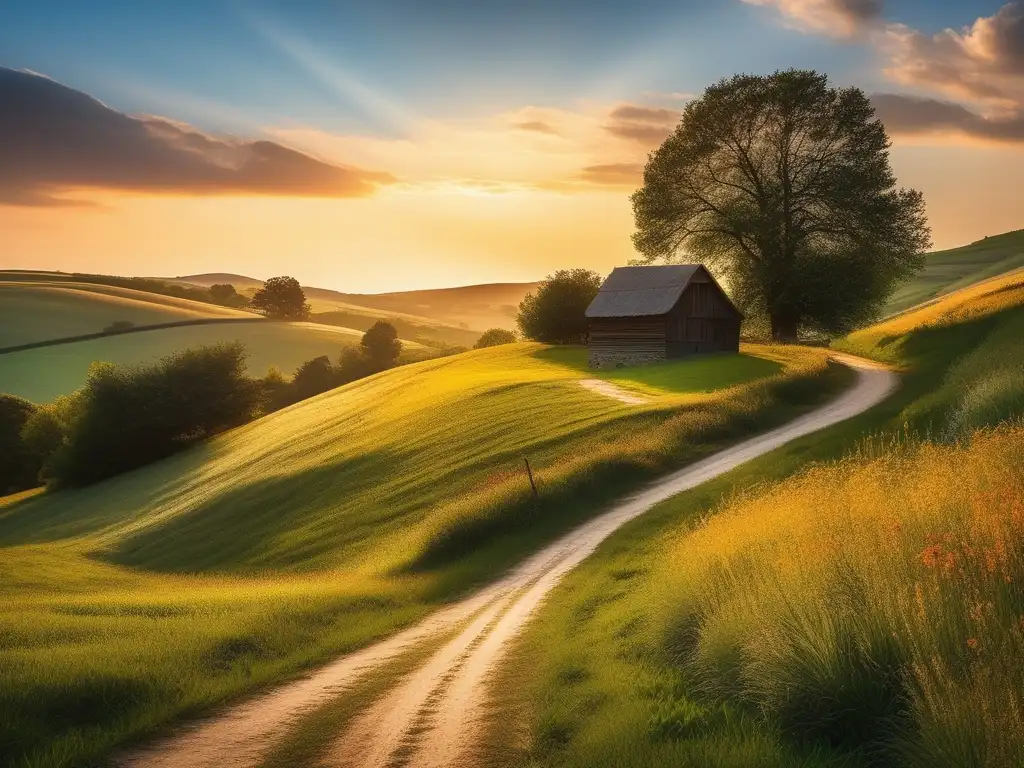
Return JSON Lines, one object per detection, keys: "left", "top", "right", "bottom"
{"left": 116, "top": 355, "right": 897, "bottom": 768}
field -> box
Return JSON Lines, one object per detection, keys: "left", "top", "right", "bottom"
{"left": 0, "top": 281, "right": 254, "bottom": 349}
{"left": 883, "top": 228, "right": 1024, "bottom": 317}
{"left": 482, "top": 272, "right": 1024, "bottom": 766}
{"left": 0, "top": 342, "right": 847, "bottom": 767}
{"left": 0, "top": 321, "right": 429, "bottom": 403}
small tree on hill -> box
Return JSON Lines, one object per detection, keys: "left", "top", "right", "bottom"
{"left": 250, "top": 276, "right": 311, "bottom": 320}
{"left": 361, "top": 321, "right": 402, "bottom": 372}
{"left": 474, "top": 328, "right": 517, "bottom": 349}
{"left": 291, "top": 356, "right": 339, "bottom": 401}
{"left": 517, "top": 269, "right": 602, "bottom": 344}
{"left": 632, "top": 69, "right": 931, "bottom": 341}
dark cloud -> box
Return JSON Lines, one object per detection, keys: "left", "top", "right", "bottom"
{"left": 578, "top": 162, "right": 644, "bottom": 186}
{"left": 872, "top": 92, "right": 1024, "bottom": 143}
{"left": 513, "top": 120, "right": 560, "bottom": 135}
{"left": 0, "top": 67, "right": 394, "bottom": 206}
{"left": 835, "top": 0, "right": 883, "bottom": 25}
{"left": 603, "top": 104, "right": 680, "bottom": 148}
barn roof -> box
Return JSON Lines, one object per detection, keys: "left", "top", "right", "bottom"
{"left": 585, "top": 265, "right": 703, "bottom": 318}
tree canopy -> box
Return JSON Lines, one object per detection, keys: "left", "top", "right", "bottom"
{"left": 361, "top": 320, "right": 402, "bottom": 371}
{"left": 632, "top": 69, "right": 931, "bottom": 341}
{"left": 474, "top": 328, "right": 517, "bottom": 349}
{"left": 250, "top": 276, "right": 311, "bottom": 320}
{"left": 517, "top": 269, "right": 602, "bottom": 344}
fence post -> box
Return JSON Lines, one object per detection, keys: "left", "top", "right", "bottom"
{"left": 523, "top": 457, "right": 538, "bottom": 501}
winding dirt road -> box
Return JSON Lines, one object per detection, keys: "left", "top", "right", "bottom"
{"left": 117, "top": 354, "right": 897, "bottom": 768}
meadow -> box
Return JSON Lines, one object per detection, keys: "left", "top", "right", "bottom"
{"left": 0, "top": 342, "right": 846, "bottom": 767}
{"left": 0, "top": 281, "right": 253, "bottom": 349}
{"left": 481, "top": 269, "right": 1024, "bottom": 767}
{"left": 0, "top": 321, "right": 429, "bottom": 403}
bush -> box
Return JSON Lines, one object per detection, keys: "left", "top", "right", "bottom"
{"left": 292, "top": 356, "right": 339, "bottom": 401}
{"left": 258, "top": 367, "right": 293, "bottom": 413}
{"left": 361, "top": 321, "right": 402, "bottom": 371}
{"left": 102, "top": 320, "right": 136, "bottom": 334}
{"left": 0, "top": 394, "right": 40, "bottom": 493}
{"left": 46, "top": 343, "right": 260, "bottom": 487}
{"left": 209, "top": 283, "right": 247, "bottom": 307}
{"left": 474, "top": 328, "right": 517, "bottom": 349}
{"left": 19, "top": 393, "right": 84, "bottom": 484}
{"left": 517, "top": 269, "right": 602, "bottom": 344}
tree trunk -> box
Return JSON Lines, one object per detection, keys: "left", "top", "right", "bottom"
{"left": 770, "top": 313, "right": 799, "bottom": 343}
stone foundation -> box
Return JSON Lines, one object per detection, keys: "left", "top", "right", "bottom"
{"left": 588, "top": 351, "right": 665, "bottom": 370}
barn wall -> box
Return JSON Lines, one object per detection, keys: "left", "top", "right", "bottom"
{"left": 665, "top": 278, "right": 741, "bottom": 355}
{"left": 588, "top": 318, "right": 667, "bottom": 368}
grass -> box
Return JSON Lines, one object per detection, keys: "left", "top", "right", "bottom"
{"left": 0, "top": 321, "right": 429, "bottom": 403}
{"left": 0, "top": 281, "right": 253, "bottom": 349}
{"left": 0, "top": 342, "right": 844, "bottom": 767}
{"left": 481, "top": 275, "right": 1024, "bottom": 768}
{"left": 883, "top": 228, "right": 1024, "bottom": 317}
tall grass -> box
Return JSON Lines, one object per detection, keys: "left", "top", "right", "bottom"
{"left": 654, "top": 425, "right": 1024, "bottom": 764}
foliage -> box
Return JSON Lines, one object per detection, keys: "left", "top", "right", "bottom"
{"left": 45, "top": 343, "right": 260, "bottom": 487}
{"left": 292, "top": 355, "right": 339, "bottom": 401}
{"left": 360, "top": 320, "right": 402, "bottom": 371}
{"left": 250, "top": 276, "right": 311, "bottom": 320}
{"left": 517, "top": 269, "right": 602, "bottom": 344}
{"left": 632, "top": 69, "right": 931, "bottom": 341}
{"left": 19, "top": 392, "right": 84, "bottom": 483}
{"left": 474, "top": 328, "right": 517, "bottom": 349}
{"left": 258, "top": 366, "right": 294, "bottom": 413}
{"left": 0, "top": 394, "right": 39, "bottom": 493}
{"left": 102, "top": 319, "right": 135, "bottom": 334}
{"left": 208, "top": 283, "right": 248, "bottom": 308}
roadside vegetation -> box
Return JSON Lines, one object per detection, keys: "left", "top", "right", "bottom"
{"left": 0, "top": 341, "right": 845, "bottom": 767}
{"left": 482, "top": 270, "right": 1024, "bottom": 768}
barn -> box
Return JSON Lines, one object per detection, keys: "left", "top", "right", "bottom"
{"left": 585, "top": 265, "right": 742, "bottom": 369}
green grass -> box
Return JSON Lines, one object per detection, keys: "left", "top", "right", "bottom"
{"left": 0, "top": 321, "right": 429, "bottom": 403}
{"left": 481, "top": 274, "right": 1024, "bottom": 767}
{"left": 0, "top": 342, "right": 843, "bottom": 767}
{"left": 883, "top": 228, "right": 1024, "bottom": 317}
{"left": 0, "top": 281, "right": 253, "bottom": 349}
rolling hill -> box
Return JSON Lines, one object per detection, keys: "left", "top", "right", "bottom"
{"left": 0, "top": 342, "right": 844, "bottom": 767}
{"left": 482, "top": 270, "right": 1024, "bottom": 768}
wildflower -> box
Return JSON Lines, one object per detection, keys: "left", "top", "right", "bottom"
{"left": 966, "top": 638, "right": 979, "bottom": 650}
{"left": 920, "top": 544, "right": 942, "bottom": 568}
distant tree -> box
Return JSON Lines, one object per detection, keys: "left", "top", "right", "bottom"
{"left": 209, "top": 283, "right": 246, "bottom": 307}
{"left": 517, "top": 269, "right": 602, "bottom": 344}
{"left": 102, "top": 320, "right": 135, "bottom": 334}
{"left": 632, "top": 69, "right": 931, "bottom": 341}
{"left": 474, "top": 328, "right": 517, "bottom": 349}
{"left": 250, "top": 276, "right": 311, "bottom": 320}
{"left": 0, "top": 394, "right": 40, "bottom": 493}
{"left": 291, "top": 356, "right": 339, "bottom": 401}
{"left": 337, "top": 346, "right": 373, "bottom": 384}
{"left": 19, "top": 392, "right": 84, "bottom": 484}
{"left": 361, "top": 321, "right": 402, "bottom": 371}
{"left": 258, "top": 366, "right": 294, "bottom": 413}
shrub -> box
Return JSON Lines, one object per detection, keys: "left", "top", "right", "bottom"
{"left": 517, "top": 269, "right": 602, "bottom": 344}
{"left": 474, "top": 328, "right": 517, "bottom": 349}
{"left": 19, "top": 392, "right": 85, "bottom": 484}
{"left": 47, "top": 343, "right": 260, "bottom": 487}
{"left": 361, "top": 321, "right": 402, "bottom": 371}
{"left": 258, "top": 366, "right": 294, "bottom": 413}
{"left": 291, "top": 356, "right": 339, "bottom": 401}
{"left": 0, "top": 394, "right": 39, "bottom": 493}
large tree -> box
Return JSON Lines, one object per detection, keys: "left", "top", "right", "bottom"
{"left": 517, "top": 269, "right": 602, "bottom": 344}
{"left": 250, "top": 276, "right": 311, "bottom": 320}
{"left": 632, "top": 70, "right": 931, "bottom": 341}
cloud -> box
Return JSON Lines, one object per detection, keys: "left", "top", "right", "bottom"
{"left": 872, "top": 92, "right": 1024, "bottom": 144}
{"left": 742, "top": 0, "right": 883, "bottom": 38}
{"left": 577, "top": 163, "right": 644, "bottom": 186}
{"left": 883, "top": 3, "right": 1024, "bottom": 106}
{"left": 603, "top": 104, "right": 680, "bottom": 147}
{"left": 0, "top": 67, "right": 394, "bottom": 206}
{"left": 512, "top": 120, "right": 561, "bottom": 135}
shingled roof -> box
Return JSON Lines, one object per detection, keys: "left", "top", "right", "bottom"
{"left": 585, "top": 265, "right": 703, "bottom": 318}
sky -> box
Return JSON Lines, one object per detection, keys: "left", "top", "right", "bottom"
{"left": 1, "top": 0, "right": 1023, "bottom": 292}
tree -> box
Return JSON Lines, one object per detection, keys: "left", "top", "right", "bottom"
{"left": 474, "top": 328, "right": 517, "bottom": 349}
{"left": 250, "top": 276, "right": 311, "bottom": 320}
{"left": 209, "top": 283, "right": 243, "bottom": 306}
{"left": 291, "top": 356, "right": 339, "bottom": 401}
{"left": 0, "top": 394, "right": 39, "bottom": 493}
{"left": 517, "top": 269, "right": 602, "bottom": 344}
{"left": 632, "top": 70, "right": 931, "bottom": 341}
{"left": 360, "top": 321, "right": 402, "bottom": 372}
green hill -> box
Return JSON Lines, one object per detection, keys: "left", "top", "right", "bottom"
{"left": 0, "top": 342, "right": 844, "bottom": 766}
{"left": 884, "top": 228, "right": 1024, "bottom": 317}
{"left": 482, "top": 272, "right": 1024, "bottom": 767}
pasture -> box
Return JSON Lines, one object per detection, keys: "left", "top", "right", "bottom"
{"left": 482, "top": 274, "right": 1024, "bottom": 768}
{"left": 0, "top": 281, "right": 254, "bottom": 349}
{"left": 0, "top": 321, "right": 429, "bottom": 403}
{"left": 0, "top": 342, "right": 845, "bottom": 767}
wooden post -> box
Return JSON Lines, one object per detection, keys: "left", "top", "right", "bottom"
{"left": 523, "top": 457, "right": 538, "bottom": 500}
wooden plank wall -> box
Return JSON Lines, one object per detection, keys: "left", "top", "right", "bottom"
{"left": 588, "top": 318, "right": 667, "bottom": 357}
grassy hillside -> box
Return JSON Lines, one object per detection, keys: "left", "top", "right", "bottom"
{"left": 0, "top": 281, "right": 253, "bottom": 349}
{"left": 0, "top": 321, "right": 429, "bottom": 403}
{"left": 884, "top": 229, "right": 1024, "bottom": 317}
{"left": 483, "top": 272, "right": 1024, "bottom": 767}
{"left": 0, "top": 343, "right": 846, "bottom": 767}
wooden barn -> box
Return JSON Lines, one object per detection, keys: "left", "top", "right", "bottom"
{"left": 585, "top": 265, "right": 742, "bottom": 369}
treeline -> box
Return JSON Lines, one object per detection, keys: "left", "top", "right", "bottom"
{"left": 68, "top": 273, "right": 250, "bottom": 309}
{"left": 0, "top": 321, "right": 404, "bottom": 493}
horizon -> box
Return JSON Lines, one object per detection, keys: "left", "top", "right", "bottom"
{"left": 2, "top": 1, "right": 1023, "bottom": 292}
